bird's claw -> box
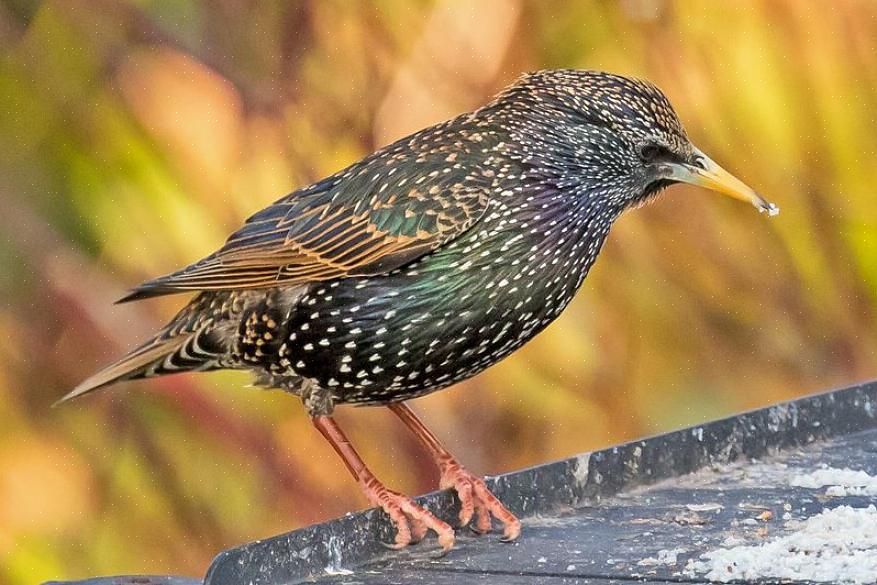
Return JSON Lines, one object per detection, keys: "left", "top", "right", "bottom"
{"left": 438, "top": 457, "right": 521, "bottom": 542}
{"left": 362, "top": 477, "right": 454, "bottom": 551}
{"left": 468, "top": 523, "right": 490, "bottom": 536}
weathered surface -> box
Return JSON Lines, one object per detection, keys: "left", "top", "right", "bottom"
{"left": 205, "top": 381, "right": 877, "bottom": 584}
{"left": 45, "top": 380, "right": 877, "bottom": 584}
{"left": 312, "top": 427, "right": 877, "bottom": 583}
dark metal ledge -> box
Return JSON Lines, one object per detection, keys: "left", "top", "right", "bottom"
{"left": 47, "top": 379, "right": 877, "bottom": 585}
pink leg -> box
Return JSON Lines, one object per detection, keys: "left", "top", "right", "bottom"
{"left": 312, "top": 415, "right": 455, "bottom": 551}
{"left": 387, "top": 403, "right": 522, "bottom": 542}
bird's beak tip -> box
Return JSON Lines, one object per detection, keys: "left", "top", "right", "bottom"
{"left": 668, "top": 148, "right": 779, "bottom": 218}
{"left": 759, "top": 200, "right": 780, "bottom": 217}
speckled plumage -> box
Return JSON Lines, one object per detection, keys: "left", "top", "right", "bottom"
{"left": 68, "top": 70, "right": 750, "bottom": 415}
{"left": 66, "top": 68, "right": 778, "bottom": 550}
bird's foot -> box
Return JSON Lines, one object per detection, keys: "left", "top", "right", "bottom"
{"left": 437, "top": 455, "right": 521, "bottom": 542}
{"left": 359, "top": 475, "right": 455, "bottom": 552}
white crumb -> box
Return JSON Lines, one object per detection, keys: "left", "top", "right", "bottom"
{"left": 566, "top": 564, "right": 576, "bottom": 571}
{"left": 536, "top": 556, "right": 547, "bottom": 563}
{"left": 791, "top": 466, "right": 877, "bottom": 496}
{"left": 720, "top": 535, "right": 747, "bottom": 548}
{"left": 686, "top": 505, "right": 877, "bottom": 584}
{"left": 686, "top": 503, "right": 724, "bottom": 512}
{"left": 638, "top": 547, "right": 686, "bottom": 566}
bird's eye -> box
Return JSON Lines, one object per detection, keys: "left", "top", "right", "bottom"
{"left": 638, "top": 143, "right": 672, "bottom": 163}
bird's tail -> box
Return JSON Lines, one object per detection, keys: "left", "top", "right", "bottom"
{"left": 56, "top": 292, "right": 235, "bottom": 405}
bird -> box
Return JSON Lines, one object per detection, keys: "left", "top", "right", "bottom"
{"left": 60, "top": 69, "right": 778, "bottom": 552}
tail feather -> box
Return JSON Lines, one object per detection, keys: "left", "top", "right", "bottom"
{"left": 58, "top": 291, "right": 238, "bottom": 406}
{"left": 55, "top": 336, "right": 192, "bottom": 406}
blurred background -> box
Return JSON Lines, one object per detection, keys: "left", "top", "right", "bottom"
{"left": 2, "top": 0, "right": 877, "bottom": 582}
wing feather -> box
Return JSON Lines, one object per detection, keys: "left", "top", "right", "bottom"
{"left": 119, "top": 120, "right": 496, "bottom": 302}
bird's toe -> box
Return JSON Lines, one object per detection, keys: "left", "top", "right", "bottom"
{"left": 440, "top": 461, "right": 520, "bottom": 541}
{"left": 471, "top": 480, "right": 521, "bottom": 542}
{"left": 368, "top": 483, "right": 454, "bottom": 550}
{"left": 396, "top": 495, "right": 455, "bottom": 552}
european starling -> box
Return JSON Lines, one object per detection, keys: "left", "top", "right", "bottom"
{"left": 62, "top": 70, "right": 777, "bottom": 551}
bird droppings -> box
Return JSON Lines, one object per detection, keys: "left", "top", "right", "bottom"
{"left": 572, "top": 452, "right": 591, "bottom": 489}
{"left": 791, "top": 466, "right": 877, "bottom": 497}
{"left": 323, "top": 535, "right": 353, "bottom": 577}
{"left": 685, "top": 505, "right": 877, "bottom": 584}
{"left": 322, "top": 567, "right": 354, "bottom": 576}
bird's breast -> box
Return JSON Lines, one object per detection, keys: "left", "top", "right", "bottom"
{"left": 271, "top": 192, "right": 613, "bottom": 404}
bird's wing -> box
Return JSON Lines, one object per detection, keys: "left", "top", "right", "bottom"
{"left": 120, "top": 142, "right": 493, "bottom": 301}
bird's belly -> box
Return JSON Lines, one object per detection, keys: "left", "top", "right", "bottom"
{"left": 272, "top": 233, "right": 593, "bottom": 405}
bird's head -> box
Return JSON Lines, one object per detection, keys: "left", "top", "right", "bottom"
{"left": 492, "top": 69, "right": 778, "bottom": 216}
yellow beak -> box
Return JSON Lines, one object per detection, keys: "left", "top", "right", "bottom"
{"left": 666, "top": 147, "right": 779, "bottom": 216}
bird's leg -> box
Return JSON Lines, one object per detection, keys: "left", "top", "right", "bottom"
{"left": 311, "top": 415, "right": 455, "bottom": 551}
{"left": 387, "top": 403, "right": 521, "bottom": 542}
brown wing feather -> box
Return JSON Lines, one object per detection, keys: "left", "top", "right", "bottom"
{"left": 119, "top": 118, "right": 495, "bottom": 302}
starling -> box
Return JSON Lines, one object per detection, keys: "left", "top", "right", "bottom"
{"left": 62, "top": 70, "right": 777, "bottom": 551}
